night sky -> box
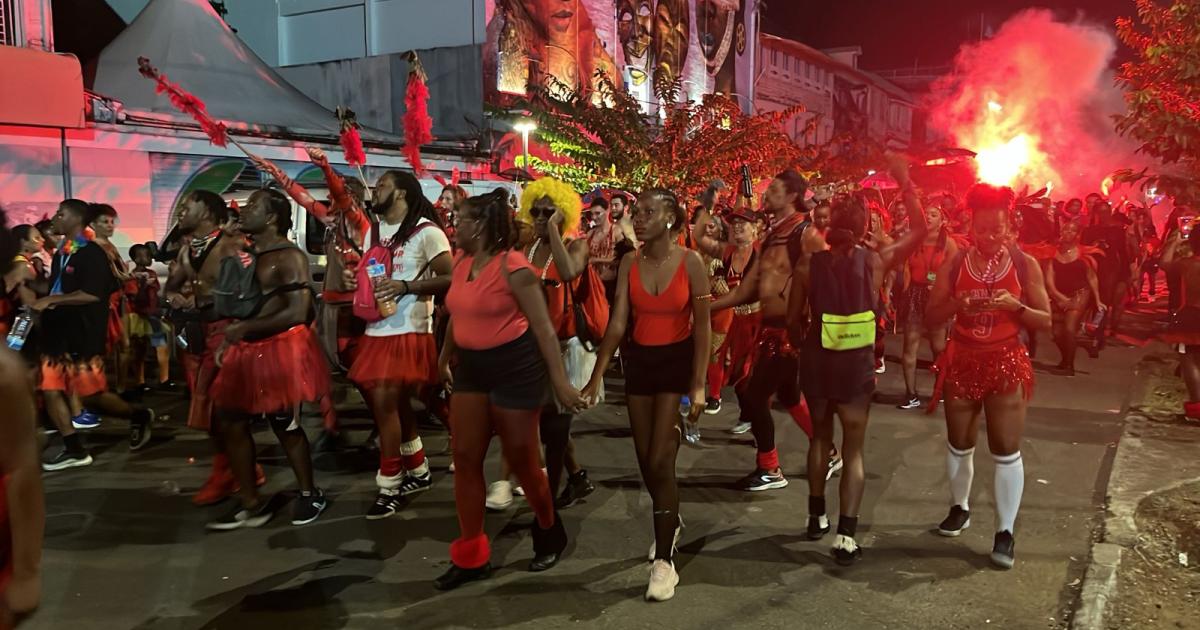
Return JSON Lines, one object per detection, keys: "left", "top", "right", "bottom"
{"left": 763, "top": 0, "right": 1135, "bottom": 70}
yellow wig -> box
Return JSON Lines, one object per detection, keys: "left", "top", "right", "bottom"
{"left": 519, "top": 177, "right": 582, "bottom": 236}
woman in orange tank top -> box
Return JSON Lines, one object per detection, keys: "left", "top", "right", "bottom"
{"left": 925, "top": 184, "right": 1051, "bottom": 570}
{"left": 434, "top": 190, "right": 584, "bottom": 591}
{"left": 582, "top": 188, "right": 711, "bottom": 602}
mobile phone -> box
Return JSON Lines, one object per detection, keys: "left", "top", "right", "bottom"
{"left": 967, "top": 296, "right": 991, "bottom": 307}
{"left": 740, "top": 165, "right": 753, "bottom": 199}
{"left": 1181, "top": 216, "right": 1194, "bottom": 236}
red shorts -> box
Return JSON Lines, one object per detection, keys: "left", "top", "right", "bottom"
{"left": 180, "top": 319, "right": 230, "bottom": 431}
{"left": 348, "top": 333, "right": 438, "bottom": 390}
{"left": 39, "top": 356, "right": 107, "bottom": 397}
{"left": 930, "top": 337, "right": 1033, "bottom": 411}
{"left": 211, "top": 325, "right": 331, "bottom": 415}
{"left": 720, "top": 311, "right": 762, "bottom": 388}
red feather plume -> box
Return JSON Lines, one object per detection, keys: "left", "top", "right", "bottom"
{"left": 402, "top": 52, "right": 435, "bottom": 175}
{"left": 335, "top": 106, "right": 367, "bottom": 168}
{"left": 137, "top": 57, "right": 229, "bottom": 147}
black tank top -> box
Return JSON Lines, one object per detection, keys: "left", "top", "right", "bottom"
{"left": 1052, "top": 257, "right": 1088, "bottom": 294}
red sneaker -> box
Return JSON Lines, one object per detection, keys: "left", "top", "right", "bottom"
{"left": 193, "top": 463, "right": 236, "bottom": 506}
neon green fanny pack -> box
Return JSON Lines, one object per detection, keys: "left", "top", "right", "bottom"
{"left": 820, "top": 311, "right": 876, "bottom": 351}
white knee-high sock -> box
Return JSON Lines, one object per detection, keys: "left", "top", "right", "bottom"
{"left": 993, "top": 452, "right": 1024, "bottom": 533}
{"left": 946, "top": 444, "right": 975, "bottom": 510}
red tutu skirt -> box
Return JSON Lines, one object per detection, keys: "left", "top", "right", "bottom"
{"left": 106, "top": 294, "right": 124, "bottom": 352}
{"left": 211, "top": 325, "right": 331, "bottom": 415}
{"left": 181, "top": 319, "right": 230, "bottom": 430}
{"left": 348, "top": 333, "right": 438, "bottom": 390}
{"left": 929, "top": 337, "right": 1033, "bottom": 413}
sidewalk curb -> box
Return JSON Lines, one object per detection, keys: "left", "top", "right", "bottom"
{"left": 1071, "top": 350, "right": 1200, "bottom": 629}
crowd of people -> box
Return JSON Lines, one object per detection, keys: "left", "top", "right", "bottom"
{"left": 1, "top": 146, "right": 1192, "bottom": 617}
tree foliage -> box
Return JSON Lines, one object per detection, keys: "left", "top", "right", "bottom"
{"left": 497, "top": 74, "right": 813, "bottom": 200}
{"left": 1114, "top": 0, "right": 1200, "bottom": 202}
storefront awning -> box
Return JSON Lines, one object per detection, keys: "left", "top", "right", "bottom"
{"left": 0, "top": 46, "right": 85, "bottom": 128}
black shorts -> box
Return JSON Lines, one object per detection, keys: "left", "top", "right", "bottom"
{"left": 624, "top": 338, "right": 693, "bottom": 396}
{"left": 801, "top": 341, "right": 876, "bottom": 404}
{"left": 453, "top": 331, "right": 549, "bottom": 410}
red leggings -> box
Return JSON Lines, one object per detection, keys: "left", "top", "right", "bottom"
{"left": 448, "top": 393, "right": 555, "bottom": 568}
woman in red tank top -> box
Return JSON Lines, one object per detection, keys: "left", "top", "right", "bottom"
{"left": 925, "top": 184, "right": 1051, "bottom": 570}
{"left": 897, "top": 205, "right": 958, "bottom": 409}
{"left": 434, "top": 190, "right": 584, "bottom": 591}
{"left": 582, "top": 188, "right": 711, "bottom": 602}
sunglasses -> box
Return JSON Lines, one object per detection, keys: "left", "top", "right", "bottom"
{"left": 530, "top": 207, "right": 556, "bottom": 219}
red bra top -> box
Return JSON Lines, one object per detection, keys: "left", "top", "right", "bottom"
{"left": 630, "top": 254, "right": 692, "bottom": 346}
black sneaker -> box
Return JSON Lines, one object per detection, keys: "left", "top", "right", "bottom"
{"left": 365, "top": 490, "right": 404, "bottom": 520}
{"left": 937, "top": 505, "right": 971, "bottom": 537}
{"left": 807, "top": 514, "right": 831, "bottom": 540}
{"left": 434, "top": 563, "right": 493, "bottom": 591}
{"left": 897, "top": 396, "right": 921, "bottom": 410}
{"left": 41, "top": 448, "right": 93, "bottom": 472}
{"left": 399, "top": 470, "right": 433, "bottom": 496}
{"left": 832, "top": 534, "right": 863, "bottom": 566}
{"left": 991, "top": 531, "right": 1015, "bottom": 569}
{"left": 207, "top": 498, "right": 275, "bottom": 531}
{"left": 556, "top": 469, "right": 596, "bottom": 509}
{"left": 292, "top": 490, "right": 328, "bottom": 525}
{"left": 739, "top": 469, "right": 788, "bottom": 492}
{"left": 129, "top": 408, "right": 155, "bottom": 451}
{"left": 704, "top": 398, "right": 722, "bottom": 415}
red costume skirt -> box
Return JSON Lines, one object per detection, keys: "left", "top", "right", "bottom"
{"left": 106, "top": 294, "right": 124, "bottom": 352}
{"left": 929, "top": 337, "right": 1033, "bottom": 412}
{"left": 211, "top": 325, "right": 331, "bottom": 415}
{"left": 39, "top": 356, "right": 107, "bottom": 397}
{"left": 348, "top": 333, "right": 438, "bottom": 390}
{"left": 719, "top": 311, "right": 762, "bottom": 389}
{"left": 181, "top": 319, "right": 230, "bottom": 430}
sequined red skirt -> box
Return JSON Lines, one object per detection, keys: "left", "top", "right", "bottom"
{"left": 211, "top": 325, "right": 331, "bottom": 414}
{"left": 348, "top": 333, "right": 438, "bottom": 390}
{"left": 929, "top": 337, "right": 1033, "bottom": 412}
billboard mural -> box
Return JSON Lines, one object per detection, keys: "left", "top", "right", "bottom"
{"left": 484, "top": 0, "right": 757, "bottom": 113}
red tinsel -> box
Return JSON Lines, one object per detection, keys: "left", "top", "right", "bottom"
{"left": 339, "top": 126, "right": 367, "bottom": 167}
{"left": 403, "top": 53, "right": 434, "bottom": 175}
{"left": 137, "top": 57, "right": 229, "bottom": 147}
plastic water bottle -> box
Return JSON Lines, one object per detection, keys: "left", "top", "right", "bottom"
{"left": 365, "top": 258, "right": 396, "bottom": 317}
{"left": 679, "top": 395, "right": 691, "bottom": 417}
{"left": 5, "top": 307, "right": 33, "bottom": 351}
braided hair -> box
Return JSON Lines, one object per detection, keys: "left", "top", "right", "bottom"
{"left": 640, "top": 187, "right": 686, "bottom": 232}
{"left": 462, "top": 189, "right": 517, "bottom": 253}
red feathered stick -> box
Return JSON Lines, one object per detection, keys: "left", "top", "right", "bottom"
{"left": 137, "top": 56, "right": 251, "bottom": 156}
{"left": 402, "top": 51, "right": 435, "bottom": 175}
{"left": 336, "top": 106, "right": 370, "bottom": 188}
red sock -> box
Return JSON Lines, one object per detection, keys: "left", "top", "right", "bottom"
{"left": 401, "top": 438, "right": 426, "bottom": 471}
{"left": 380, "top": 456, "right": 403, "bottom": 478}
{"left": 788, "top": 399, "right": 813, "bottom": 439}
{"left": 756, "top": 448, "right": 780, "bottom": 471}
{"left": 212, "top": 453, "right": 230, "bottom": 475}
{"left": 1185, "top": 401, "right": 1200, "bottom": 419}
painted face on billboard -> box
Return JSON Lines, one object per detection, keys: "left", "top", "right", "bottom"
{"left": 617, "top": 0, "right": 654, "bottom": 65}
{"left": 698, "top": 0, "right": 737, "bottom": 66}
{"left": 531, "top": 0, "right": 580, "bottom": 47}
{"left": 653, "top": 0, "right": 689, "bottom": 86}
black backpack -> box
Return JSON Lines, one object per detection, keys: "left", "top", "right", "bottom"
{"left": 213, "top": 243, "right": 298, "bottom": 320}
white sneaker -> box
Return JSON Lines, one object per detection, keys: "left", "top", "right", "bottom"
{"left": 645, "top": 560, "right": 679, "bottom": 602}
{"left": 485, "top": 480, "right": 513, "bottom": 511}
{"left": 730, "top": 421, "right": 752, "bottom": 435}
{"left": 647, "top": 515, "right": 684, "bottom": 561}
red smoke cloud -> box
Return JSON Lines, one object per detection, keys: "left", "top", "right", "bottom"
{"left": 927, "top": 10, "right": 1144, "bottom": 198}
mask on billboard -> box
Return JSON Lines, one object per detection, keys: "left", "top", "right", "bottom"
{"left": 699, "top": 0, "right": 738, "bottom": 75}
{"left": 652, "top": 0, "right": 690, "bottom": 90}
{"left": 617, "top": 0, "right": 653, "bottom": 69}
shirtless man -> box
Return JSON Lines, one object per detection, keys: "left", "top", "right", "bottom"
{"left": 164, "top": 190, "right": 262, "bottom": 506}
{"left": 206, "top": 189, "right": 330, "bottom": 530}
{"left": 711, "top": 170, "right": 839, "bottom": 491}
{"left": 588, "top": 192, "right": 639, "bottom": 304}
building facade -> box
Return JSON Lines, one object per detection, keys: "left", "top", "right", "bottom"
{"left": 755, "top": 33, "right": 916, "bottom": 149}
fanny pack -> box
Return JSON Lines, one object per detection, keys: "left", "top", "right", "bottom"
{"left": 820, "top": 310, "right": 876, "bottom": 351}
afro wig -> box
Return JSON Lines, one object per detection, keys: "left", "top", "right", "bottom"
{"left": 519, "top": 177, "right": 582, "bottom": 236}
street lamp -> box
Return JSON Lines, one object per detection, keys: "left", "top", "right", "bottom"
{"left": 514, "top": 120, "right": 537, "bottom": 178}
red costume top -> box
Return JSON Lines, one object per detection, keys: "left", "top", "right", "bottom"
{"left": 629, "top": 256, "right": 692, "bottom": 346}
{"left": 951, "top": 250, "right": 1024, "bottom": 346}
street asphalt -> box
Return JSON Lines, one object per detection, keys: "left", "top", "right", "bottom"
{"left": 26, "top": 319, "right": 1153, "bottom": 630}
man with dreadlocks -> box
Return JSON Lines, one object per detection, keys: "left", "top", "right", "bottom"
{"left": 342, "top": 170, "right": 451, "bottom": 518}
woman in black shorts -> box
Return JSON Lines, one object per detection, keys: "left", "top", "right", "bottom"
{"left": 583, "top": 188, "right": 711, "bottom": 602}
{"left": 435, "top": 190, "right": 585, "bottom": 590}
{"left": 790, "top": 160, "right": 928, "bottom": 565}
{"left": 1046, "top": 219, "right": 1104, "bottom": 376}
